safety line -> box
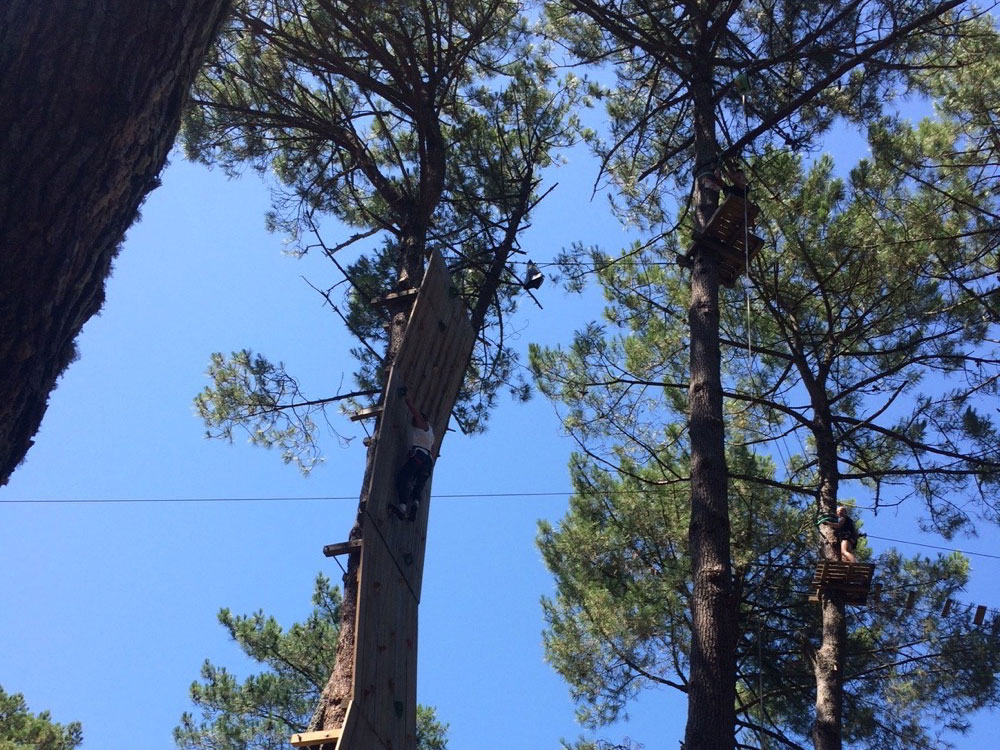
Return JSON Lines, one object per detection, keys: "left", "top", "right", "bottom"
{"left": 3, "top": 494, "right": 999, "bottom": 560}
{"left": 361, "top": 506, "right": 420, "bottom": 605}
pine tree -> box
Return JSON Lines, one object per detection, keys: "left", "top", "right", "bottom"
{"left": 175, "top": 574, "right": 448, "bottom": 750}
{"left": 543, "top": 1, "right": 984, "bottom": 746}
{"left": 532, "top": 69, "right": 1000, "bottom": 746}
{"left": 0, "top": 687, "right": 82, "bottom": 750}
{"left": 184, "top": 0, "right": 578, "bottom": 737}
{"left": 537, "top": 456, "right": 1000, "bottom": 750}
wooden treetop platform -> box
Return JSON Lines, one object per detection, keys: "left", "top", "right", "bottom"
{"left": 684, "top": 193, "right": 765, "bottom": 287}
{"left": 809, "top": 561, "right": 877, "bottom": 605}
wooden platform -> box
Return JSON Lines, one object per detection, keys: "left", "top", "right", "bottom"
{"left": 685, "top": 194, "right": 765, "bottom": 287}
{"left": 808, "top": 561, "right": 876, "bottom": 605}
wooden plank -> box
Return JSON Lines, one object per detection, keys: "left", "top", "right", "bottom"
{"left": 942, "top": 598, "right": 954, "bottom": 616}
{"left": 350, "top": 405, "right": 383, "bottom": 422}
{"left": 323, "top": 539, "right": 362, "bottom": 557}
{"left": 290, "top": 729, "right": 342, "bottom": 747}
{"left": 335, "top": 248, "right": 476, "bottom": 750}
{"left": 974, "top": 605, "right": 987, "bottom": 626}
{"left": 371, "top": 288, "right": 419, "bottom": 307}
{"left": 703, "top": 195, "right": 761, "bottom": 246}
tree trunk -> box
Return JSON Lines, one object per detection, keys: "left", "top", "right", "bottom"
{"left": 0, "top": 0, "right": 231, "bottom": 485}
{"left": 683, "top": 53, "right": 738, "bottom": 750}
{"left": 813, "top": 596, "right": 847, "bottom": 750}
{"left": 811, "top": 400, "right": 846, "bottom": 750}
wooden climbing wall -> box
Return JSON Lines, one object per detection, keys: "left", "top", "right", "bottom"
{"left": 337, "top": 249, "right": 477, "bottom": 750}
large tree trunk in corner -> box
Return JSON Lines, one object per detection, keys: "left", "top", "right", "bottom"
{"left": 0, "top": 0, "right": 231, "bottom": 485}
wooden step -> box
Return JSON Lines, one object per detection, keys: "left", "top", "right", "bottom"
{"left": 350, "top": 405, "right": 383, "bottom": 422}
{"left": 323, "top": 539, "right": 362, "bottom": 557}
{"left": 370, "top": 288, "right": 419, "bottom": 307}
{"left": 290, "top": 728, "right": 342, "bottom": 748}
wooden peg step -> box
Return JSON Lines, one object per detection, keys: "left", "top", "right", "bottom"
{"left": 323, "top": 539, "right": 362, "bottom": 557}
{"left": 350, "top": 405, "right": 383, "bottom": 422}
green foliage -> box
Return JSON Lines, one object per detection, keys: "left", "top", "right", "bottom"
{"left": 539, "top": 444, "right": 802, "bottom": 730}
{"left": 544, "top": 0, "right": 965, "bottom": 229}
{"left": 194, "top": 350, "right": 326, "bottom": 474}
{"left": 175, "top": 573, "right": 447, "bottom": 750}
{"left": 533, "top": 67, "right": 1000, "bottom": 743}
{"left": 538, "top": 452, "right": 1000, "bottom": 749}
{"left": 186, "top": 0, "right": 580, "bottom": 463}
{"left": 746, "top": 142, "right": 1000, "bottom": 533}
{"left": 0, "top": 687, "right": 82, "bottom": 750}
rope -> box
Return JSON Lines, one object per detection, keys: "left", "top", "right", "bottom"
{"left": 361, "top": 506, "right": 420, "bottom": 605}
{"left": 743, "top": 170, "right": 753, "bottom": 362}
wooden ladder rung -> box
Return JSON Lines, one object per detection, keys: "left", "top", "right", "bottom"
{"left": 371, "top": 288, "right": 419, "bottom": 307}
{"left": 350, "top": 405, "right": 383, "bottom": 422}
{"left": 290, "top": 729, "right": 342, "bottom": 748}
{"left": 323, "top": 539, "right": 362, "bottom": 557}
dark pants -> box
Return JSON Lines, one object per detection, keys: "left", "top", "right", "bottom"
{"left": 396, "top": 449, "right": 432, "bottom": 505}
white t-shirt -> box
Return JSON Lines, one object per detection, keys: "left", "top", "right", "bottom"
{"left": 412, "top": 423, "right": 434, "bottom": 454}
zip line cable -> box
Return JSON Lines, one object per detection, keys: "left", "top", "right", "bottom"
{"left": 865, "top": 533, "right": 1000, "bottom": 560}
{"left": 4, "top": 491, "right": 1000, "bottom": 560}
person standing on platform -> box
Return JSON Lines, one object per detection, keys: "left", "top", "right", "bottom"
{"left": 824, "top": 505, "right": 859, "bottom": 563}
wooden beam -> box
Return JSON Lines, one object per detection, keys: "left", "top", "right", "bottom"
{"left": 371, "top": 288, "right": 419, "bottom": 307}
{"left": 324, "top": 539, "right": 362, "bottom": 557}
{"left": 942, "top": 598, "right": 953, "bottom": 616}
{"left": 290, "top": 729, "right": 342, "bottom": 748}
{"left": 350, "top": 405, "right": 383, "bottom": 422}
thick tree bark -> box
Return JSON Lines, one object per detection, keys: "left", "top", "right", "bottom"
{"left": 814, "top": 596, "right": 847, "bottom": 750}
{"left": 0, "top": 0, "right": 231, "bottom": 485}
{"left": 683, "top": 49, "right": 738, "bottom": 750}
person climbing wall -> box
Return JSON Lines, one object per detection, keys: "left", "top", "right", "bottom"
{"left": 391, "top": 386, "right": 434, "bottom": 522}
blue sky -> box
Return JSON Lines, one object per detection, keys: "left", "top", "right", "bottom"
{"left": 2, "top": 122, "right": 1000, "bottom": 750}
